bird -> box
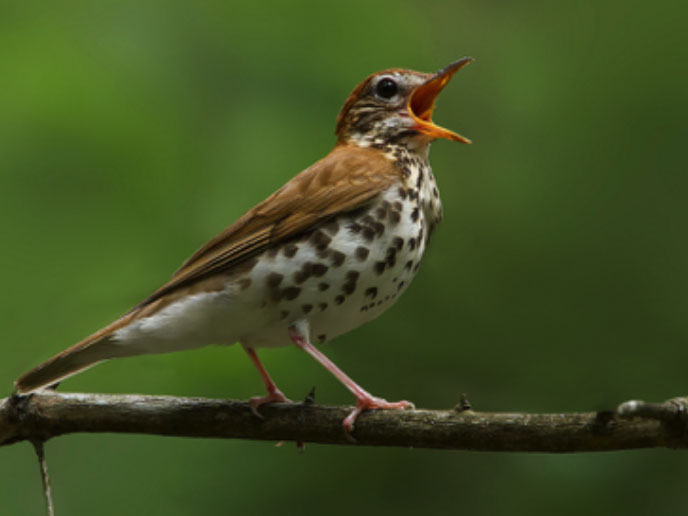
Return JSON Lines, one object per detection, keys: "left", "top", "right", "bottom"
{"left": 15, "top": 58, "right": 472, "bottom": 433}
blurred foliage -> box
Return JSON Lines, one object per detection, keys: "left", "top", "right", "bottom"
{"left": 1, "top": 0, "right": 687, "bottom": 514}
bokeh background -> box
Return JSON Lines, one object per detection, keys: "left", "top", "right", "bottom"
{"left": 2, "top": 1, "right": 687, "bottom": 514}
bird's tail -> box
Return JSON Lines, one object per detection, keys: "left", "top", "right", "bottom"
{"left": 14, "top": 334, "right": 133, "bottom": 394}
{"left": 13, "top": 307, "right": 143, "bottom": 395}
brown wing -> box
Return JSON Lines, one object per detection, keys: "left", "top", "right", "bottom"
{"left": 134, "top": 143, "right": 400, "bottom": 309}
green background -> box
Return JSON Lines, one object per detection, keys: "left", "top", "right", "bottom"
{"left": 2, "top": 1, "right": 687, "bottom": 514}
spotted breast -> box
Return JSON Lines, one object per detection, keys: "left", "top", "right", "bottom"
{"left": 234, "top": 143, "right": 442, "bottom": 349}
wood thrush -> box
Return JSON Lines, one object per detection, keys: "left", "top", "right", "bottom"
{"left": 16, "top": 58, "right": 472, "bottom": 433}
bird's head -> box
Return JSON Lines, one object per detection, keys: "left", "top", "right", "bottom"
{"left": 335, "top": 57, "right": 472, "bottom": 149}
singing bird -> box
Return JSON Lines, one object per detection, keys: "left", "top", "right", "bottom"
{"left": 16, "top": 58, "right": 472, "bottom": 432}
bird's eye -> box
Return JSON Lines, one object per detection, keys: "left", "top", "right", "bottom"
{"left": 375, "top": 78, "right": 398, "bottom": 99}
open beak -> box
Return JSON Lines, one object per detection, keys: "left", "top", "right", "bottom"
{"left": 408, "top": 57, "right": 472, "bottom": 143}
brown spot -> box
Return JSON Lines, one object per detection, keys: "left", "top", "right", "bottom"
{"left": 393, "top": 201, "right": 403, "bottom": 211}
{"left": 335, "top": 295, "right": 345, "bottom": 305}
{"left": 389, "top": 211, "right": 401, "bottom": 224}
{"left": 238, "top": 278, "right": 252, "bottom": 290}
{"left": 398, "top": 280, "right": 406, "bottom": 291}
{"left": 348, "top": 222, "right": 362, "bottom": 234}
{"left": 294, "top": 262, "right": 313, "bottom": 284}
{"left": 375, "top": 207, "right": 387, "bottom": 220}
{"left": 398, "top": 187, "right": 407, "bottom": 199}
{"left": 355, "top": 246, "right": 369, "bottom": 261}
{"left": 362, "top": 227, "right": 375, "bottom": 242}
{"left": 413, "top": 262, "right": 421, "bottom": 272}
{"left": 310, "top": 230, "right": 331, "bottom": 251}
{"left": 283, "top": 287, "right": 301, "bottom": 300}
{"left": 416, "top": 169, "right": 424, "bottom": 188}
{"left": 302, "top": 304, "right": 313, "bottom": 314}
{"left": 402, "top": 167, "right": 411, "bottom": 178}
{"left": 392, "top": 237, "right": 404, "bottom": 250}
{"left": 409, "top": 189, "right": 418, "bottom": 201}
{"left": 280, "top": 310, "right": 289, "bottom": 320}
{"left": 283, "top": 243, "right": 299, "bottom": 258}
{"left": 330, "top": 250, "right": 345, "bottom": 267}
{"left": 318, "top": 282, "right": 330, "bottom": 291}
{"left": 411, "top": 207, "right": 420, "bottom": 222}
{"left": 361, "top": 214, "right": 375, "bottom": 225}
{"left": 360, "top": 306, "right": 368, "bottom": 312}
{"left": 266, "top": 273, "right": 284, "bottom": 288}
{"left": 408, "top": 238, "right": 416, "bottom": 250}
{"left": 312, "top": 263, "right": 328, "bottom": 277}
{"left": 317, "top": 334, "right": 327, "bottom": 344}
{"left": 405, "top": 260, "right": 414, "bottom": 270}
{"left": 374, "top": 261, "right": 386, "bottom": 275}
{"left": 385, "top": 251, "right": 397, "bottom": 267}
{"left": 365, "top": 287, "right": 378, "bottom": 299}
{"left": 270, "top": 290, "right": 283, "bottom": 302}
{"left": 318, "top": 302, "right": 328, "bottom": 311}
{"left": 432, "top": 186, "right": 439, "bottom": 198}
{"left": 323, "top": 220, "right": 340, "bottom": 235}
{"left": 267, "top": 247, "right": 279, "bottom": 258}
{"left": 342, "top": 271, "right": 360, "bottom": 294}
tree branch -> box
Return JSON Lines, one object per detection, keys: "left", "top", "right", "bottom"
{"left": 2, "top": 392, "right": 687, "bottom": 452}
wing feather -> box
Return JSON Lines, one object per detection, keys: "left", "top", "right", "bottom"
{"left": 137, "top": 144, "right": 399, "bottom": 308}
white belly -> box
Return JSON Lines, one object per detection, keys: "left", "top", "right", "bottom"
{"left": 112, "top": 184, "right": 431, "bottom": 353}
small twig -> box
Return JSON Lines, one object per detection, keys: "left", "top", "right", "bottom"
{"left": 455, "top": 392, "right": 472, "bottom": 412}
{"left": 303, "top": 387, "right": 317, "bottom": 405}
{"left": 31, "top": 440, "right": 55, "bottom": 516}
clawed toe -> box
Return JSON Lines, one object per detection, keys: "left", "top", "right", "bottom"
{"left": 249, "top": 389, "right": 292, "bottom": 418}
{"left": 342, "top": 395, "right": 415, "bottom": 434}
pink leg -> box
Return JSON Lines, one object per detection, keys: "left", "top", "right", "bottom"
{"left": 243, "top": 346, "right": 292, "bottom": 418}
{"left": 287, "top": 326, "right": 414, "bottom": 433}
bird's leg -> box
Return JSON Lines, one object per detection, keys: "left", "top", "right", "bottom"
{"left": 287, "top": 322, "right": 414, "bottom": 434}
{"left": 242, "top": 345, "right": 292, "bottom": 418}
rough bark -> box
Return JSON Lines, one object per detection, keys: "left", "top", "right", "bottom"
{"left": 2, "top": 392, "right": 687, "bottom": 452}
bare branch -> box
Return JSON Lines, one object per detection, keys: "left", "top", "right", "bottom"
{"left": 2, "top": 392, "right": 688, "bottom": 452}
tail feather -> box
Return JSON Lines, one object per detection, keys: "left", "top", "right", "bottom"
{"left": 15, "top": 335, "right": 134, "bottom": 394}
{"left": 14, "top": 298, "right": 150, "bottom": 394}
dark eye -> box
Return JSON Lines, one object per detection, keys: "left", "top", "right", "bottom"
{"left": 375, "top": 78, "right": 398, "bottom": 99}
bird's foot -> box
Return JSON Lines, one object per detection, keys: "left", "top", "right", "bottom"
{"left": 249, "top": 388, "right": 292, "bottom": 419}
{"left": 343, "top": 395, "right": 415, "bottom": 434}
{"left": 250, "top": 389, "right": 304, "bottom": 451}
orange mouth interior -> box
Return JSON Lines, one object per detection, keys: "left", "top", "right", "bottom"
{"left": 408, "top": 57, "right": 472, "bottom": 143}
